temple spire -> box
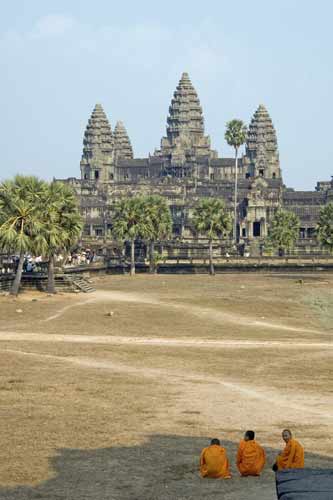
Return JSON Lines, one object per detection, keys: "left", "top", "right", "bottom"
{"left": 157, "top": 72, "right": 217, "bottom": 163}
{"left": 246, "top": 104, "right": 281, "bottom": 180}
{"left": 82, "top": 103, "right": 113, "bottom": 156}
{"left": 80, "top": 103, "right": 113, "bottom": 182}
{"left": 113, "top": 121, "right": 134, "bottom": 161}
{"left": 166, "top": 72, "right": 205, "bottom": 142}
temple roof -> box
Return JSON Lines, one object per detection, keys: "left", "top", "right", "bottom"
{"left": 166, "top": 72, "right": 205, "bottom": 142}
{"left": 246, "top": 104, "right": 278, "bottom": 158}
{"left": 82, "top": 104, "right": 113, "bottom": 158}
{"left": 113, "top": 121, "right": 134, "bottom": 161}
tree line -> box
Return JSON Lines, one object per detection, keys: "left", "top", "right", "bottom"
{"left": 1, "top": 177, "right": 333, "bottom": 294}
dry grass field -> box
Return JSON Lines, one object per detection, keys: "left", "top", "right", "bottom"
{"left": 0, "top": 272, "right": 332, "bottom": 499}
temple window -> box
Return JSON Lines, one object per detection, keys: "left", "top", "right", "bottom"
{"left": 94, "top": 170, "right": 99, "bottom": 180}
{"left": 84, "top": 173, "right": 88, "bottom": 180}
{"left": 109, "top": 173, "right": 114, "bottom": 180}
{"left": 124, "top": 174, "right": 129, "bottom": 180}
{"left": 210, "top": 173, "right": 214, "bottom": 180}
{"left": 300, "top": 228, "right": 306, "bottom": 239}
{"left": 242, "top": 228, "right": 247, "bottom": 237}
{"left": 245, "top": 173, "right": 250, "bottom": 179}
{"left": 259, "top": 169, "right": 264, "bottom": 177}
{"left": 272, "top": 172, "right": 276, "bottom": 179}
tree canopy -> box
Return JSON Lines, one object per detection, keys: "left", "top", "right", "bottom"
{"left": 225, "top": 120, "right": 247, "bottom": 150}
{"left": 143, "top": 195, "right": 172, "bottom": 273}
{"left": 112, "top": 196, "right": 154, "bottom": 275}
{"left": 0, "top": 176, "right": 82, "bottom": 294}
{"left": 316, "top": 202, "right": 333, "bottom": 253}
{"left": 36, "top": 181, "right": 83, "bottom": 292}
{"left": 268, "top": 209, "right": 300, "bottom": 255}
{"left": 192, "top": 198, "right": 231, "bottom": 240}
{"left": 192, "top": 197, "right": 231, "bottom": 274}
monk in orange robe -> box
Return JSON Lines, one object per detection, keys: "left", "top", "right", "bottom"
{"left": 275, "top": 429, "right": 304, "bottom": 471}
{"left": 200, "top": 438, "right": 232, "bottom": 479}
{"left": 237, "top": 430, "right": 266, "bottom": 476}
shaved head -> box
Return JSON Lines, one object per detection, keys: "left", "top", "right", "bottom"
{"left": 245, "top": 430, "right": 255, "bottom": 441}
{"left": 211, "top": 438, "right": 220, "bottom": 446}
{"left": 282, "top": 429, "right": 292, "bottom": 443}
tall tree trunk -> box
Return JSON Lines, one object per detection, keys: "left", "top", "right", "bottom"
{"left": 47, "top": 255, "right": 56, "bottom": 294}
{"left": 130, "top": 239, "right": 135, "bottom": 276}
{"left": 10, "top": 251, "right": 24, "bottom": 296}
{"left": 233, "top": 147, "right": 239, "bottom": 245}
{"left": 209, "top": 239, "right": 215, "bottom": 275}
{"left": 149, "top": 241, "right": 155, "bottom": 274}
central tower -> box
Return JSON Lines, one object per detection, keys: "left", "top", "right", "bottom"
{"left": 156, "top": 72, "right": 217, "bottom": 167}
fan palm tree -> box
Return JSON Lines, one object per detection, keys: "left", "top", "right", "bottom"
{"left": 144, "top": 195, "right": 172, "bottom": 273}
{"left": 36, "top": 182, "right": 83, "bottom": 293}
{"left": 192, "top": 198, "right": 232, "bottom": 275}
{"left": 268, "top": 209, "right": 300, "bottom": 257}
{"left": 225, "top": 120, "right": 247, "bottom": 244}
{"left": 316, "top": 203, "right": 333, "bottom": 253}
{"left": 0, "top": 175, "right": 47, "bottom": 295}
{"left": 112, "top": 197, "right": 153, "bottom": 276}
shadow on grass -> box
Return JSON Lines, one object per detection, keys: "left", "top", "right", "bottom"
{"left": 1, "top": 435, "right": 333, "bottom": 500}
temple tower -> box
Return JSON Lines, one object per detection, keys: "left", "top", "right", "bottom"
{"left": 246, "top": 104, "right": 281, "bottom": 180}
{"left": 80, "top": 104, "right": 114, "bottom": 182}
{"left": 157, "top": 72, "right": 217, "bottom": 166}
{"left": 113, "top": 121, "right": 134, "bottom": 162}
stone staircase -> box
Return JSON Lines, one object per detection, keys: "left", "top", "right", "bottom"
{"left": 69, "top": 276, "right": 96, "bottom": 293}
{"left": 0, "top": 273, "right": 96, "bottom": 294}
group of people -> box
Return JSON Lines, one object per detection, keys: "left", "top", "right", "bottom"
{"left": 66, "top": 249, "right": 95, "bottom": 267}
{"left": 200, "top": 429, "right": 304, "bottom": 479}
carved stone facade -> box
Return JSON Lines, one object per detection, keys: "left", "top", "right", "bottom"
{"left": 60, "top": 73, "right": 333, "bottom": 256}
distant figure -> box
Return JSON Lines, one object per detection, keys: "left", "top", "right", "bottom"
{"left": 200, "top": 438, "right": 231, "bottom": 479}
{"left": 274, "top": 429, "right": 304, "bottom": 471}
{"left": 236, "top": 430, "right": 266, "bottom": 476}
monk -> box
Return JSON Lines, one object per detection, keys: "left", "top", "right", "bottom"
{"left": 237, "top": 430, "right": 266, "bottom": 476}
{"left": 200, "top": 438, "right": 232, "bottom": 479}
{"left": 274, "top": 429, "right": 304, "bottom": 471}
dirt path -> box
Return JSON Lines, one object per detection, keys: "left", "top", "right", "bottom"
{"left": 0, "top": 331, "right": 333, "bottom": 348}
{"left": 42, "top": 290, "right": 330, "bottom": 335}
{"left": 3, "top": 347, "right": 332, "bottom": 423}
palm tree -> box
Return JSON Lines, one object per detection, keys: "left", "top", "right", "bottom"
{"left": 316, "top": 203, "right": 333, "bottom": 253}
{"left": 0, "top": 175, "right": 47, "bottom": 295}
{"left": 144, "top": 195, "right": 172, "bottom": 273}
{"left": 112, "top": 197, "right": 152, "bottom": 276}
{"left": 268, "top": 209, "right": 300, "bottom": 257}
{"left": 36, "top": 182, "right": 83, "bottom": 293}
{"left": 225, "top": 120, "right": 247, "bottom": 244}
{"left": 192, "top": 198, "right": 232, "bottom": 275}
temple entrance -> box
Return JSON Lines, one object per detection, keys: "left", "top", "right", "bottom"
{"left": 253, "top": 221, "right": 261, "bottom": 237}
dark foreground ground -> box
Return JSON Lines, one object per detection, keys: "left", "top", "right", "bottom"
{"left": 1, "top": 436, "right": 333, "bottom": 500}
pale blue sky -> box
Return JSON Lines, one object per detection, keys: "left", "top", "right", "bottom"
{"left": 0, "top": 0, "right": 332, "bottom": 189}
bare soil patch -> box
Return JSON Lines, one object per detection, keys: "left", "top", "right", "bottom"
{"left": 0, "top": 273, "right": 332, "bottom": 499}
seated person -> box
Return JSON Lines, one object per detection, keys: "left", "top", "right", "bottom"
{"left": 237, "top": 430, "right": 266, "bottom": 476}
{"left": 274, "top": 429, "right": 304, "bottom": 471}
{"left": 200, "top": 438, "right": 231, "bottom": 479}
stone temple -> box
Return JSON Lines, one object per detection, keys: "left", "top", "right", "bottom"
{"left": 62, "top": 72, "right": 333, "bottom": 257}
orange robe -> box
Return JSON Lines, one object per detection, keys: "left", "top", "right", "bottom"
{"left": 276, "top": 438, "right": 304, "bottom": 470}
{"left": 200, "top": 444, "right": 231, "bottom": 479}
{"left": 236, "top": 439, "right": 266, "bottom": 476}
